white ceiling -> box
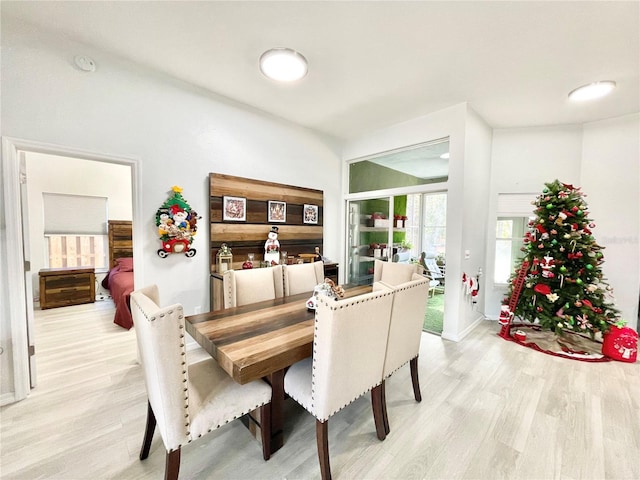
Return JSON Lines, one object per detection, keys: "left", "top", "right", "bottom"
{"left": 3, "top": 1, "right": 639, "bottom": 141}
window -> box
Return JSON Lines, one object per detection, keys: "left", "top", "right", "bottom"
{"left": 421, "top": 193, "right": 447, "bottom": 257}
{"left": 43, "top": 193, "right": 108, "bottom": 270}
{"left": 494, "top": 193, "right": 536, "bottom": 284}
{"left": 404, "top": 193, "right": 447, "bottom": 260}
{"left": 494, "top": 217, "right": 527, "bottom": 284}
{"left": 46, "top": 235, "right": 107, "bottom": 269}
{"left": 348, "top": 139, "right": 449, "bottom": 194}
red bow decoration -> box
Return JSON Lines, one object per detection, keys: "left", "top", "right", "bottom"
{"left": 533, "top": 284, "right": 551, "bottom": 295}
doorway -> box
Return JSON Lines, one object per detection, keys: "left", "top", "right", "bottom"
{"left": 1, "top": 137, "right": 139, "bottom": 405}
{"left": 24, "top": 152, "right": 133, "bottom": 307}
{"left": 345, "top": 138, "right": 449, "bottom": 337}
{"left": 407, "top": 193, "right": 447, "bottom": 334}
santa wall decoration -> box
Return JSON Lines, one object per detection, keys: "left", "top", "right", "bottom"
{"left": 156, "top": 186, "right": 201, "bottom": 258}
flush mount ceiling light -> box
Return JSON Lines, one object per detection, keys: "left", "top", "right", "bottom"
{"left": 440, "top": 152, "right": 450, "bottom": 159}
{"left": 568, "top": 81, "right": 616, "bottom": 101}
{"left": 259, "top": 48, "right": 308, "bottom": 82}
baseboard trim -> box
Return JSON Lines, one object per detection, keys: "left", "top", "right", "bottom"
{"left": 441, "top": 314, "right": 485, "bottom": 342}
{"left": 1, "top": 391, "right": 18, "bottom": 406}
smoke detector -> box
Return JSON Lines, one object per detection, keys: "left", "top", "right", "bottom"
{"left": 74, "top": 55, "right": 96, "bottom": 72}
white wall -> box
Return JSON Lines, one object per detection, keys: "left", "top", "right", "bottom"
{"left": 25, "top": 152, "right": 133, "bottom": 299}
{"left": 484, "top": 125, "right": 583, "bottom": 319}
{"left": 458, "top": 107, "right": 493, "bottom": 336}
{"left": 581, "top": 114, "right": 639, "bottom": 329}
{"left": 1, "top": 18, "right": 342, "bottom": 400}
{"left": 484, "top": 118, "right": 639, "bottom": 330}
{"left": 342, "top": 103, "right": 493, "bottom": 340}
{"left": 1, "top": 18, "right": 342, "bottom": 311}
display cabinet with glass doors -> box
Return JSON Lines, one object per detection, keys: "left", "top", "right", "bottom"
{"left": 347, "top": 197, "right": 410, "bottom": 285}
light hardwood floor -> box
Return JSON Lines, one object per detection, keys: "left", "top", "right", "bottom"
{"left": 1, "top": 301, "right": 638, "bottom": 479}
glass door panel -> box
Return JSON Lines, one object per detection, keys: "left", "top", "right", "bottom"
{"left": 347, "top": 198, "right": 391, "bottom": 285}
{"left": 347, "top": 196, "right": 418, "bottom": 285}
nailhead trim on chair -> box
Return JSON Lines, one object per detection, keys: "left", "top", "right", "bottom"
{"left": 383, "top": 359, "right": 412, "bottom": 379}
{"left": 132, "top": 301, "right": 276, "bottom": 453}
{"left": 383, "top": 278, "right": 428, "bottom": 384}
{"left": 299, "top": 291, "right": 395, "bottom": 422}
{"left": 133, "top": 298, "right": 272, "bottom": 453}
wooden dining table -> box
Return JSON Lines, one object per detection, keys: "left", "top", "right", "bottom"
{"left": 185, "top": 284, "right": 371, "bottom": 456}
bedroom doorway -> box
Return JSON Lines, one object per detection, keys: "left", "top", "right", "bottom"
{"left": 24, "top": 152, "right": 133, "bottom": 306}
{"left": 1, "top": 137, "right": 139, "bottom": 404}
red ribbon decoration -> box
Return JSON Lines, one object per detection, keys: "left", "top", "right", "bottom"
{"left": 533, "top": 283, "right": 551, "bottom": 295}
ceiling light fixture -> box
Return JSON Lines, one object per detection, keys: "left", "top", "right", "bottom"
{"left": 568, "top": 81, "right": 616, "bottom": 101}
{"left": 440, "top": 152, "right": 450, "bottom": 159}
{"left": 259, "top": 48, "right": 308, "bottom": 82}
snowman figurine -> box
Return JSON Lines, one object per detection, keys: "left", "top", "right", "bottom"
{"left": 264, "top": 226, "right": 281, "bottom": 265}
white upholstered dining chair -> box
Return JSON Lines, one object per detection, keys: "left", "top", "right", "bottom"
{"left": 130, "top": 285, "right": 273, "bottom": 480}
{"left": 375, "top": 273, "right": 430, "bottom": 435}
{"left": 373, "top": 259, "right": 418, "bottom": 285}
{"left": 222, "top": 264, "right": 284, "bottom": 308}
{"left": 282, "top": 261, "right": 325, "bottom": 296}
{"left": 284, "top": 287, "right": 395, "bottom": 480}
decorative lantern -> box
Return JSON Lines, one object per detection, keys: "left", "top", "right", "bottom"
{"left": 217, "top": 243, "right": 233, "bottom": 273}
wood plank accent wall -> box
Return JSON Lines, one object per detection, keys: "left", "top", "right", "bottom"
{"left": 210, "top": 173, "right": 323, "bottom": 273}
{"left": 108, "top": 220, "right": 133, "bottom": 269}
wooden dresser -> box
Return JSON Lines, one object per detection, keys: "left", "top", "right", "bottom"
{"left": 39, "top": 267, "right": 96, "bottom": 309}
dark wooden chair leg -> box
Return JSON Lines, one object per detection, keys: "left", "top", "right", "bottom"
{"left": 371, "top": 384, "right": 387, "bottom": 441}
{"left": 410, "top": 357, "right": 422, "bottom": 402}
{"left": 381, "top": 380, "right": 390, "bottom": 435}
{"left": 164, "top": 448, "right": 181, "bottom": 480}
{"left": 316, "top": 419, "right": 332, "bottom": 480}
{"left": 260, "top": 402, "right": 272, "bottom": 461}
{"left": 140, "top": 400, "right": 157, "bottom": 460}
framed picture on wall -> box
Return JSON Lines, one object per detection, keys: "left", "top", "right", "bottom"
{"left": 268, "top": 201, "right": 286, "bottom": 223}
{"left": 223, "top": 196, "right": 246, "bottom": 221}
{"left": 303, "top": 204, "right": 319, "bottom": 224}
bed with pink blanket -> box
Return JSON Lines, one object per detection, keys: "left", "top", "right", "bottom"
{"left": 102, "top": 257, "right": 135, "bottom": 329}
{"left": 103, "top": 220, "right": 134, "bottom": 329}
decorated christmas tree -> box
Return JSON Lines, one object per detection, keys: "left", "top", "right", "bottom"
{"left": 504, "top": 180, "right": 619, "bottom": 337}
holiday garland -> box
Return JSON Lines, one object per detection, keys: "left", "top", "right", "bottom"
{"left": 504, "top": 179, "right": 619, "bottom": 337}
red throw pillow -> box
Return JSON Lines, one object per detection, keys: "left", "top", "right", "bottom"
{"left": 116, "top": 257, "right": 134, "bottom": 272}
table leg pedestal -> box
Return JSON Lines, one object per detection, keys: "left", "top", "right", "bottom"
{"left": 266, "top": 369, "right": 285, "bottom": 454}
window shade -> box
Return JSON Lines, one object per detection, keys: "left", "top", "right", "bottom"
{"left": 43, "top": 193, "right": 108, "bottom": 235}
{"left": 496, "top": 193, "right": 537, "bottom": 217}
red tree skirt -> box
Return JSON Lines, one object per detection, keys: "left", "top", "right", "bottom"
{"left": 499, "top": 323, "right": 611, "bottom": 362}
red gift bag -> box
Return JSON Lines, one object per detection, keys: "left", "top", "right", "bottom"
{"left": 602, "top": 326, "right": 638, "bottom": 363}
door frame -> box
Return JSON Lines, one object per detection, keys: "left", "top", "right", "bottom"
{"left": 1, "top": 137, "right": 142, "bottom": 405}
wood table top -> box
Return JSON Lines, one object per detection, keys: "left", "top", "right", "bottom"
{"left": 185, "top": 285, "right": 371, "bottom": 384}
